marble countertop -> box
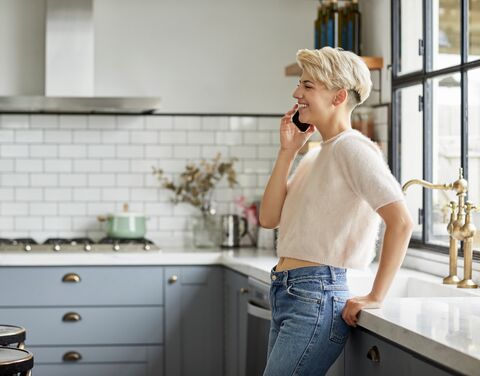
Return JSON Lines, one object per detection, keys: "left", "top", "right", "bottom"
{"left": 1, "top": 247, "right": 479, "bottom": 374}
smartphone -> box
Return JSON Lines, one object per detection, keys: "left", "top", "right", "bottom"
{"left": 292, "top": 111, "right": 310, "bottom": 132}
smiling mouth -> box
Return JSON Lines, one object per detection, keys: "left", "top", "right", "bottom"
{"left": 297, "top": 103, "right": 308, "bottom": 109}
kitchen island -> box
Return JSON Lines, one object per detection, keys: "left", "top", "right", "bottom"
{"left": 1, "top": 248, "right": 479, "bottom": 375}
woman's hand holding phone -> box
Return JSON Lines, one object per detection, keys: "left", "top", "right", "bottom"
{"left": 279, "top": 104, "right": 315, "bottom": 154}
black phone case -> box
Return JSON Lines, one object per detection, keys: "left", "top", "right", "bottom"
{"left": 292, "top": 111, "right": 310, "bottom": 132}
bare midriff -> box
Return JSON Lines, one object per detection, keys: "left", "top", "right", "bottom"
{"left": 275, "top": 256, "right": 323, "bottom": 272}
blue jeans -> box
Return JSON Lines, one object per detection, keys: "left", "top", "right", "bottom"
{"left": 263, "top": 265, "right": 351, "bottom": 376}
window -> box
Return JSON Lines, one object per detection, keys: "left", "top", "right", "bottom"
{"left": 392, "top": 0, "right": 480, "bottom": 255}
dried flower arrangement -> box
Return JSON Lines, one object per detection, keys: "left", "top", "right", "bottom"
{"left": 152, "top": 153, "right": 238, "bottom": 214}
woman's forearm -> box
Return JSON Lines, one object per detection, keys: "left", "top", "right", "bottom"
{"left": 259, "top": 149, "right": 297, "bottom": 229}
{"left": 370, "top": 223, "right": 413, "bottom": 302}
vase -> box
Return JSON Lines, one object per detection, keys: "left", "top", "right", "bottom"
{"left": 192, "top": 213, "right": 220, "bottom": 249}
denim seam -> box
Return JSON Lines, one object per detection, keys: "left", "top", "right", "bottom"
{"left": 290, "top": 296, "right": 325, "bottom": 376}
{"left": 286, "top": 284, "right": 322, "bottom": 304}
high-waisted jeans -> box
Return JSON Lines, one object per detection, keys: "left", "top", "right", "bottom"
{"left": 263, "top": 265, "right": 351, "bottom": 376}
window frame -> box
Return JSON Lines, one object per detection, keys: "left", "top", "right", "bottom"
{"left": 391, "top": 0, "right": 480, "bottom": 259}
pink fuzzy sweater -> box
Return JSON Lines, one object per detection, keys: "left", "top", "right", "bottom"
{"left": 277, "top": 129, "right": 404, "bottom": 270}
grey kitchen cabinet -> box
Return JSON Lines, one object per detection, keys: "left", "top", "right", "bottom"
{"left": 164, "top": 266, "right": 224, "bottom": 376}
{"left": 0, "top": 266, "right": 164, "bottom": 376}
{"left": 224, "top": 269, "right": 249, "bottom": 376}
{"left": 345, "top": 328, "right": 458, "bottom": 376}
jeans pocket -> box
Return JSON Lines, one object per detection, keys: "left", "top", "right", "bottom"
{"left": 286, "top": 281, "right": 322, "bottom": 304}
{"left": 329, "top": 296, "right": 351, "bottom": 344}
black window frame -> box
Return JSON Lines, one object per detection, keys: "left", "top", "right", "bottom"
{"left": 391, "top": 0, "right": 480, "bottom": 259}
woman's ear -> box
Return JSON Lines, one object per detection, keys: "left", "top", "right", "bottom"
{"left": 333, "top": 89, "right": 348, "bottom": 106}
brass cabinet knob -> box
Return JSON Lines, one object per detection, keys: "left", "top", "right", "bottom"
{"left": 63, "top": 351, "right": 82, "bottom": 362}
{"left": 239, "top": 287, "right": 249, "bottom": 294}
{"left": 62, "top": 273, "right": 81, "bottom": 283}
{"left": 366, "top": 345, "right": 381, "bottom": 363}
{"left": 62, "top": 312, "right": 82, "bottom": 322}
{"left": 168, "top": 275, "right": 178, "bottom": 284}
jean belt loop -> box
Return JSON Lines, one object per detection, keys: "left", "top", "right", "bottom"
{"left": 329, "top": 266, "right": 336, "bottom": 281}
{"left": 283, "top": 270, "right": 289, "bottom": 286}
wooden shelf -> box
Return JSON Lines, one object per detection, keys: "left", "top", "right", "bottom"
{"left": 285, "top": 56, "right": 384, "bottom": 76}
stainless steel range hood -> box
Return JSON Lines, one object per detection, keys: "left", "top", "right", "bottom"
{"left": 0, "top": 0, "right": 161, "bottom": 114}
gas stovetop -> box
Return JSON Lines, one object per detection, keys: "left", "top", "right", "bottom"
{"left": 0, "top": 237, "right": 160, "bottom": 253}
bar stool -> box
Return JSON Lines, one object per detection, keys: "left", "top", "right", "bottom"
{"left": 0, "top": 347, "right": 33, "bottom": 376}
{"left": 0, "top": 326, "right": 26, "bottom": 349}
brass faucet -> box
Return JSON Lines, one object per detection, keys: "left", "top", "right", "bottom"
{"left": 402, "top": 168, "right": 478, "bottom": 289}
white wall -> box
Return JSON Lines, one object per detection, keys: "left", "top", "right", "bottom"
{"left": 0, "top": 0, "right": 316, "bottom": 114}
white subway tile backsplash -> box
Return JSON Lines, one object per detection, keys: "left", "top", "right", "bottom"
{"left": 187, "top": 131, "right": 215, "bottom": 145}
{"left": 174, "top": 146, "right": 201, "bottom": 159}
{"left": 60, "top": 115, "right": 87, "bottom": 129}
{"left": 158, "top": 131, "right": 187, "bottom": 144}
{"left": 1, "top": 145, "right": 28, "bottom": 158}
{"left": 15, "top": 130, "right": 43, "bottom": 143}
{"left": 30, "top": 203, "right": 58, "bottom": 215}
{"left": 59, "top": 145, "right": 87, "bottom": 158}
{"left": 30, "top": 174, "right": 58, "bottom": 187}
{"left": 0, "top": 130, "right": 14, "bottom": 143}
{"left": 102, "top": 159, "right": 130, "bottom": 172}
{"left": 88, "top": 145, "right": 116, "bottom": 158}
{"left": 16, "top": 159, "right": 43, "bottom": 172}
{"left": 0, "top": 113, "right": 280, "bottom": 240}
{"left": 2, "top": 174, "right": 29, "bottom": 187}
{"left": 131, "top": 131, "right": 158, "bottom": 144}
{"left": 30, "top": 145, "right": 58, "bottom": 158}
{"left": 101, "top": 130, "right": 129, "bottom": 144}
{"left": 73, "top": 131, "right": 101, "bottom": 143}
{"left": 1, "top": 115, "right": 29, "bottom": 129}
{"left": 88, "top": 174, "right": 116, "bottom": 187}
{"left": 59, "top": 174, "right": 87, "bottom": 187}
{"left": 73, "top": 188, "right": 101, "bottom": 201}
{"left": 173, "top": 116, "right": 201, "bottom": 130}
{"left": 101, "top": 188, "right": 130, "bottom": 201}
{"left": 44, "top": 189, "right": 71, "bottom": 202}
{"left": 2, "top": 203, "right": 28, "bottom": 215}
{"left": 0, "top": 159, "right": 14, "bottom": 172}
{"left": 15, "top": 188, "right": 43, "bottom": 201}
{"left": 44, "top": 130, "right": 72, "bottom": 143}
{"left": 88, "top": 115, "right": 115, "bottom": 129}
{"left": 116, "top": 145, "right": 144, "bottom": 158}
{"left": 31, "top": 115, "right": 58, "bottom": 129}
{"left": 15, "top": 217, "right": 43, "bottom": 230}
{"left": 145, "top": 145, "right": 173, "bottom": 158}
{"left": 145, "top": 116, "right": 173, "bottom": 130}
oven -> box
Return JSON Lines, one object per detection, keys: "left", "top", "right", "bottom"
{"left": 246, "top": 276, "right": 272, "bottom": 376}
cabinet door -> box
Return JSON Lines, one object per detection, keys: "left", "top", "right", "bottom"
{"left": 224, "top": 269, "right": 249, "bottom": 376}
{"left": 165, "top": 266, "right": 223, "bottom": 376}
{"left": 345, "top": 328, "right": 411, "bottom": 376}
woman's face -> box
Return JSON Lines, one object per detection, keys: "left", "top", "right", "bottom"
{"left": 292, "top": 71, "right": 336, "bottom": 127}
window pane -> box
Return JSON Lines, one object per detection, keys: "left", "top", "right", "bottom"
{"left": 432, "top": 0, "right": 461, "bottom": 71}
{"left": 469, "top": 0, "right": 480, "bottom": 61}
{"left": 398, "top": 85, "right": 423, "bottom": 239}
{"left": 430, "top": 73, "right": 461, "bottom": 246}
{"left": 468, "top": 68, "right": 480, "bottom": 251}
{"left": 398, "top": 0, "right": 423, "bottom": 75}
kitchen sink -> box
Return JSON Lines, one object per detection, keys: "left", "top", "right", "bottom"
{"left": 347, "top": 274, "right": 479, "bottom": 299}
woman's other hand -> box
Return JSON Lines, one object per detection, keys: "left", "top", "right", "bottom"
{"left": 280, "top": 104, "right": 315, "bottom": 154}
{"left": 341, "top": 294, "right": 382, "bottom": 327}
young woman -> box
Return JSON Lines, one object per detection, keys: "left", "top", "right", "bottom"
{"left": 259, "top": 47, "right": 414, "bottom": 376}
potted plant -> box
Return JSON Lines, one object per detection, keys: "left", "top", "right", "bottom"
{"left": 153, "top": 153, "right": 238, "bottom": 248}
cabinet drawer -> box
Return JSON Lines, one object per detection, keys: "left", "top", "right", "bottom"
{"left": 0, "top": 306, "right": 164, "bottom": 345}
{"left": 0, "top": 266, "right": 163, "bottom": 306}
{"left": 34, "top": 363, "right": 148, "bottom": 376}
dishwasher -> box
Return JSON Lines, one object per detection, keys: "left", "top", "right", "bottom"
{"left": 246, "top": 276, "right": 272, "bottom": 376}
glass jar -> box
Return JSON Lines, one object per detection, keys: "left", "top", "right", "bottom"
{"left": 192, "top": 212, "right": 220, "bottom": 249}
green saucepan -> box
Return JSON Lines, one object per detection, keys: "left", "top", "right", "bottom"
{"left": 97, "top": 203, "right": 149, "bottom": 239}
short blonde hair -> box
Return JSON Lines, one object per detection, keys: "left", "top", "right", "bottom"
{"left": 296, "top": 47, "right": 372, "bottom": 107}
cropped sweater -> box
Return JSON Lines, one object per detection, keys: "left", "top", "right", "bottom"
{"left": 277, "top": 129, "right": 405, "bottom": 270}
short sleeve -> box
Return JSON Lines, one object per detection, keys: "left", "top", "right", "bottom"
{"left": 334, "top": 135, "right": 404, "bottom": 211}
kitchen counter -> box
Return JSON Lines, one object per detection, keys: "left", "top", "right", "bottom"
{"left": 1, "top": 247, "right": 479, "bottom": 374}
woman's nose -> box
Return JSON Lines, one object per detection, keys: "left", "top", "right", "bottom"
{"left": 292, "top": 86, "right": 302, "bottom": 99}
